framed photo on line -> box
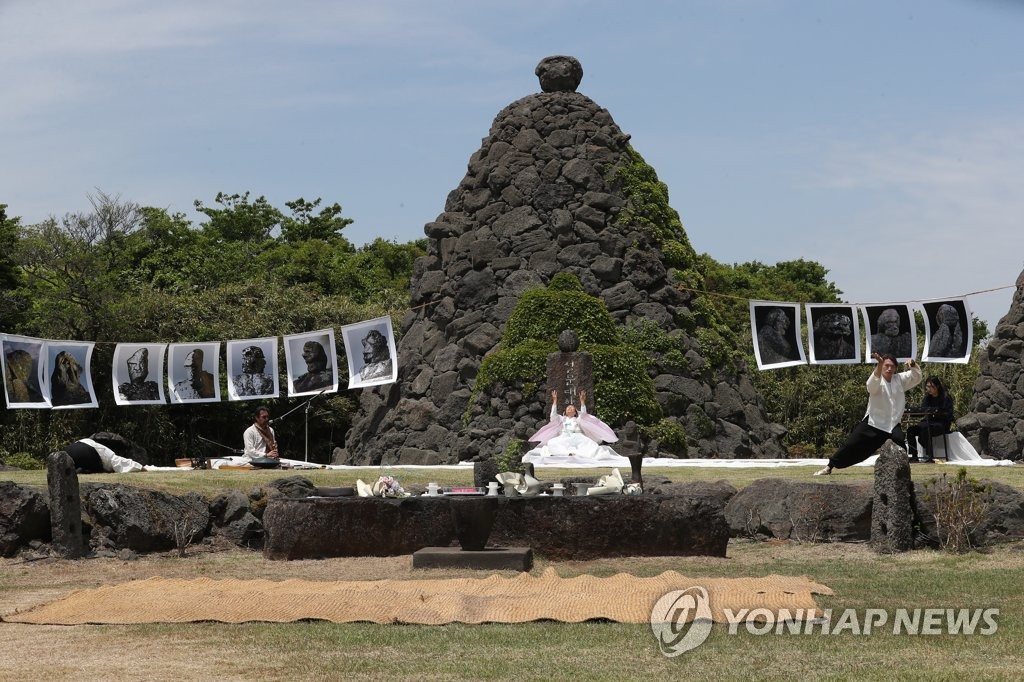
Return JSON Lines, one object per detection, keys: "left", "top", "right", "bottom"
{"left": 284, "top": 329, "right": 338, "bottom": 397}
{"left": 861, "top": 304, "right": 915, "bottom": 362}
{"left": 45, "top": 341, "right": 98, "bottom": 409}
{"left": 340, "top": 316, "right": 398, "bottom": 389}
{"left": 806, "top": 304, "right": 861, "bottom": 365}
{"left": 922, "top": 298, "right": 972, "bottom": 363}
{"left": 750, "top": 301, "right": 805, "bottom": 370}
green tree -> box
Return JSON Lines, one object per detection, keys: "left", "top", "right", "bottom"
{"left": 0, "top": 204, "right": 26, "bottom": 329}
{"left": 194, "top": 192, "right": 284, "bottom": 242}
{"left": 14, "top": 192, "right": 145, "bottom": 340}
{"left": 280, "top": 197, "right": 354, "bottom": 244}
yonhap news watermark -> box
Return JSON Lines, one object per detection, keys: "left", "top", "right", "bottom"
{"left": 650, "top": 587, "right": 999, "bottom": 657}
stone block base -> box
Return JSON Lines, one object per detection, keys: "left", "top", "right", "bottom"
{"left": 412, "top": 546, "right": 533, "bottom": 571}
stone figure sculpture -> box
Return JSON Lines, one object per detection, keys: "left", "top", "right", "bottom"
{"left": 928, "top": 304, "right": 964, "bottom": 358}
{"left": 4, "top": 349, "right": 43, "bottom": 403}
{"left": 757, "top": 307, "right": 797, "bottom": 364}
{"left": 118, "top": 348, "right": 160, "bottom": 401}
{"left": 814, "top": 312, "right": 855, "bottom": 361}
{"left": 294, "top": 340, "right": 332, "bottom": 392}
{"left": 50, "top": 351, "right": 91, "bottom": 406}
{"left": 232, "top": 345, "right": 275, "bottom": 397}
{"left": 358, "top": 330, "right": 394, "bottom": 382}
{"left": 173, "top": 349, "right": 215, "bottom": 400}
{"left": 870, "top": 308, "right": 911, "bottom": 358}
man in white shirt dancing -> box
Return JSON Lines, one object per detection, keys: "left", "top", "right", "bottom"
{"left": 815, "top": 352, "right": 921, "bottom": 476}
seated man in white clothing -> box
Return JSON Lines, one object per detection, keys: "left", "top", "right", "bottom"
{"left": 523, "top": 389, "right": 623, "bottom": 464}
{"left": 242, "top": 406, "right": 278, "bottom": 460}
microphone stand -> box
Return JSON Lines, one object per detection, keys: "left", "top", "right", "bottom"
{"left": 196, "top": 435, "right": 243, "bottom": 468}
{"left": 273, "top": 387, "right": 331, "bottom": 462}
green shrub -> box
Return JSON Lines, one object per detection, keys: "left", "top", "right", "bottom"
{"left": 2, "top": 451, "right": 45, "bottom": 470}
{"left": 495, "top": 439, "right": 526, "bottom": 473}
{"left": 641, "top": 419, "right": 688, "bottom": 456}
{"left": 471, "top": 275, "right": 661, "bottom": 428}
{"left": 922, "top": 468, "right": 993, "bottom": 553}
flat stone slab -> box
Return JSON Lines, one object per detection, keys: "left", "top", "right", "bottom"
{"left": 262, "top": 481, "right": 735, "bottom": 561}
{"left": 412, "top": 546, "right": 533, "bottom": 571}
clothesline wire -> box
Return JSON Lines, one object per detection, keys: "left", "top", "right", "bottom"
{"left": 2, "top": 279, "right": 1016, "bottom": 347}
{"left": 676, "top": 283, "right": 1016, "bottom": 308}
{"left": 0, "top": 298, "right": 444, "bottom": 347}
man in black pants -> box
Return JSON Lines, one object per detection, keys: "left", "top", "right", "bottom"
{"left": 815, "top": 352, "right": 922, "bottom": 476}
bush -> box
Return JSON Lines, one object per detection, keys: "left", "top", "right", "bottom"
{"left": 2, "top": 451, "right": 45, "bottom": 470}
{"left": 495, "top": 439, "right": 526, "bottom": 473}
{"left": 923, "top": 468, "right": 993, "bottom": 553}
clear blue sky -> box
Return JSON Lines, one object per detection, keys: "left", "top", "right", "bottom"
{"left": 2, "top": 0, "right": 1021, "bottom": 331}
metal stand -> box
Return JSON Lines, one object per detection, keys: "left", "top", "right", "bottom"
{"left": 274, "top": 388, "right": 331, "bottom": 462}
{"left": 196, "top": 435, "right": 243, "bottom": 468}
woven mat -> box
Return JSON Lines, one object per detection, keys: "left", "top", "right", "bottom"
{"left": 3, "top": 568, "right": 832, "bottom": 625}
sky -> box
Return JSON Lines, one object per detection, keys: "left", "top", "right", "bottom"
{"left": 2, "top": 0, "right": 1022, "bottom": 333}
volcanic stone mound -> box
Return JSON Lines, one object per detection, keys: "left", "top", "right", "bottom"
{"left": 339, "top": 56, "right": 786, "bottom": 465}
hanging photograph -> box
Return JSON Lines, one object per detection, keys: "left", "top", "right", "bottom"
{"left": 749, "top": 301, "right": 805, "bottom": 370}
{"left": 167, "top": 342, "right": 221, "bottom": 404}
{"left": 226, "top": 337, "right": 280, "bottom": 401}
{"left": 1, "top": 334, "right": 50, "bottom": 409}
{"left": 284, "top": 329, "right": 338, "bottom": 396}
{"left": 922, "top": 298, "right": 972, "bottom": 363}
{"left": 341, "top": 316, "right": 398, "bottom": 389}
{"left": 806, "top": 304, "right": 861, "bottom": 364}
{"left": 45, "top": 341, "right": 98, "bottom": 409}
{"left": 861, "top": 304, "right": 916, "bottom": 361}
{"left": 112, "top": 344, "right": 167, "bottom": 405}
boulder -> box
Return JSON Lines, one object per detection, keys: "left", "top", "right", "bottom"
{"left": 263, "top": 497, "right": 454, "bottom": 560}
{"left": 914, "top": 477, "right": 1024, "bottom": 548}
{"left": 82, "top": 484, "right": 211, "bottom": 553}
{"left": 209, "top": 489, "right": 263, "bottom": 547}
{"left": 724, "top": 478, "right": 872, "bottom": 542}
{"left": 0, "top": 482, "right": 50, "bottom": 557}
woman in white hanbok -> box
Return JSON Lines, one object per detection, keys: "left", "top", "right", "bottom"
{"left": 523, "top": 390, "right": 623, "bottom": 464}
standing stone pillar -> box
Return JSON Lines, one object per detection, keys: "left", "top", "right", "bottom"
{"left": 870, "top": 441, "right": 914, "bottom": 553}
{"left": 46, "top": 450, "right": 83, "bottom": 559}
{"left": 547, "top": 330, "right": 594, "bottom": 413}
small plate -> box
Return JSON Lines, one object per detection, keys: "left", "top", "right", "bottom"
{"left": 443, "top": 490, "right": 486, "bottom": 496}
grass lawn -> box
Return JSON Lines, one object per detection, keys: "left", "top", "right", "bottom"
{"left": 4, "top": 461, "right": 1024, "bottom": 497}
{"left": 2, "top": 464, "right": 1023, "bottom": 680}
{"left": 1, "top": 541, "right": 1022, "bottom": 680}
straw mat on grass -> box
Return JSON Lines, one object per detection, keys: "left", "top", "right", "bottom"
{"left": 3, "top": 568, "right": 832, "bottom": 625}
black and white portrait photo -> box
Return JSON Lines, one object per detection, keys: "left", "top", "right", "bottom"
{"left": 167, "top": 342, "right": 221, "bottom": 404}
{"left": 922, "top": 298, "right": 972, "bottom": 363}
{"left": 806, "top": 304, "right": 860, "bottom": 364}
{"left": 2, "top": 335, "right": 49, "bottom": 409}
{"left": 112, "top": 343, "right": 166, "bottom": 405}
{"left": 862, "top": 304, "right": 915, "bottom": 361}
{"left": 285, "top": 329, "right": 338, "bottom": 396}
{"left": 226, "top": 337, "right": 279, "bottom": 400}
{"left": 45, "top": 341, "right": 98, "bottom": 409}
{"left": 341, "top": 316, "right": 398, "bottom": 388}
{"left": 749, "top": 302, "right": 805, "bottom": 370}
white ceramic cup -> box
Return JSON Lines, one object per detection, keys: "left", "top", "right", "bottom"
{"left": 487, "top": 481, "right": 499, "bottom": 496}
{"left": 427, "top": 482, "right": 439, "bottom": 496}
{"left": 552, "top": 484, "right": 564, "bottom": 497}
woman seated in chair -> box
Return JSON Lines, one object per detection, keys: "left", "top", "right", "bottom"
{"left": 907, "top": 376, "right": 954, "bottom": 463}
